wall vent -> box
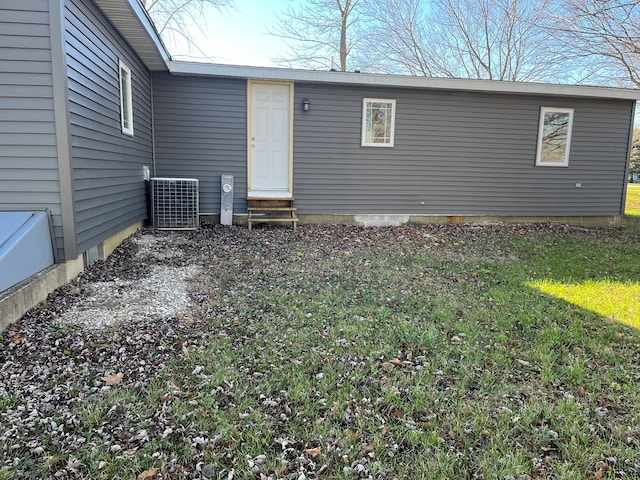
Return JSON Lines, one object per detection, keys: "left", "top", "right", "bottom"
{"left": 150, "top": 177, "right": 199, "bottom": 230}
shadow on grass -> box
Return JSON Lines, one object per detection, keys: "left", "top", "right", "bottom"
{"left": 527, "top": 279, "right": 639, "bottom": 329}
{"left": 4, "top": 220, "right": 640, "bottom": 480}
{"left": 512, "top": 215, "right": 640, "bottom": 329}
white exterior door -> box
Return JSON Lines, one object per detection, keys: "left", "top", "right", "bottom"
{"left": 249, "top": 82, "right": 292, "bottom": 197}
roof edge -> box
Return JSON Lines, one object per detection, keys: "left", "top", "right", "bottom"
{"left": 126, "top": 0, "right": 172, "bottom": 69}
{"left": 94, "top": 0, "right": 171, "bottom": 71}
{"left": 168, "top": 61, "right": 640, "bottom": 100}
{"left": 127, "top": 0, "right": 171, "bottom": 66}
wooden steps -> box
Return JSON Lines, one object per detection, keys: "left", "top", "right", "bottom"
{"left": 247, "top": 197, "right": 298, "bottom": 230}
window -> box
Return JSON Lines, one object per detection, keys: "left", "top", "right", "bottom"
{"left": 119, "top": 60, "right": 133, "bottom": 136}
{"left": 536, "top": 107, "right": 573, "bottom": 167}
{"left": 362, "top": 98, "right": 396, "bottom": 147}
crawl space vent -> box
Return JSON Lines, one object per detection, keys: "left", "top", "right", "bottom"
{"left": 150, "top": 177, "right": 199, "bottom": 230}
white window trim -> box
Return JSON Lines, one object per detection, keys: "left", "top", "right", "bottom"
{"left": 361, "top": 98, "right": 396, "bottom": 147}
{"left": 119, "top": 60, "right": 134, "bottom": 136}
{"left": 535, "top": 107, "right": 574, "bottom": 167}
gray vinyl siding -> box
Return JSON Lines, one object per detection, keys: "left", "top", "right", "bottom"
{"left": 0, "top": 0, "right": 64, "bottom": 257}
{"left": 65, "top": 0, "right": 152, "bottom": 254}
{"left": 151, "top": 74, "right": 632, "bottom": 218}
{"left": 293, "top": 84, "right": 633, "bottom": 216}
{"left": 151, "top": 73, "right": 248, "bottom": 214}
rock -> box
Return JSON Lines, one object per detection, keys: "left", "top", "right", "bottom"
{"left": 201, "top": 463, "right": 215, "bottom": 478}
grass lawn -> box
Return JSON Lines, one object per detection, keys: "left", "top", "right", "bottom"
{"left": 626, "top": 184, "right": 640, "bottom": 216}
{"left": 2, "top": 207, "right": 640, "bottom": 478}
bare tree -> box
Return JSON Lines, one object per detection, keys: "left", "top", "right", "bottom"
{"left": 365, "top": 0, "right": 572, "bottom": 81}
{"left": 362, "top": 0, "right": 433, "bottom": 75}
{"left": 556, "top": 0, "right": 640, "bottom": 88}
{"left": 269, "top": 0, "right": 365, "bottom": 71}
{"left": 143, "top": 0, "right": 233, "bottom": 54}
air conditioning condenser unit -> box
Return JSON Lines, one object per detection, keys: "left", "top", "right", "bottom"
{"left": 150, "top": 177, "right": 199, "bottom": 230}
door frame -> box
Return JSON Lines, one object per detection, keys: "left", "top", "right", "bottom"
{"left": 247, "top": 80, "right": 295, "bottom": 197}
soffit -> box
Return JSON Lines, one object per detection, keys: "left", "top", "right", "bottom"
{"left": 93, "top": 0, "right": 170, "bottom": 71}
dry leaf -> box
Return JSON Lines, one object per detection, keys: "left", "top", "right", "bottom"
{"left": 364, "top": 444, "right": 375, "bottom": 453}
{"left": 303, "top": 447, "right": 321, "bottom": 457}
{"left": 138, "top": 467, "right": 159, "bottom": 480}
{"left": 346, "top": 430, "right": 362, "bottom": 441}
{"left": 516, "top": 359, "right": 531, "bottom": 367}
{"left": 10, "top": 337, "right": 25, "bottom": 343}
{"left": 390, "top": 358, "right": 404, "bottom": 367}
{"left": 102, "top": 372, "right": 124, "bottom": 386}
{"left": 380, "top": 362, "right": 394, "bottom": 372}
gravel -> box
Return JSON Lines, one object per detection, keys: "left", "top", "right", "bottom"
{"left": 59, "top": 264, "right": 200, "bottom": 330}
{"left": 0, "top": 227, "right": 213, "bottom": 477}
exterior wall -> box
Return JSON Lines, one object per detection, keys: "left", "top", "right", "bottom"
{"left": 151, "top": 72, "right": 247, "bottom": 214}
{"left": 151, "top": 75, "right": 632, "bottom": 219}
{"left": 0, "top": 255, "right": 84, "bottom": 333}
{"left": 64, "top": 0, "right": 153, "bottom": 254}
{"left": 0, "top": 0, "right": 64, "bottom": 257}
{"left": 293, "top": 83, "right": 633, "bottom": 217}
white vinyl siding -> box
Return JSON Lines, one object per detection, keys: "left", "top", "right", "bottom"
{"left": 536, "top": 107, "right": 573, "bottom": 167}
{"left": 362, "top": 98, "right": 396, "bottom": 147}
{"left": 119, "top": 60, "right": 133, "bottom": 135}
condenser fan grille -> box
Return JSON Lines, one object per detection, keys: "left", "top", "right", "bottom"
{"left": 150, "top": 178, "right": 199, "bottom": 230}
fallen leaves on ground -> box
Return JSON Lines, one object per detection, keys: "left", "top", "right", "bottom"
{"left": 303, "top": 446, "right": 321, "bottom": 457}
{"left": 102, "top": 372, "right": 124, "bottom": 386}
{"left": 1, "top": 222, "right": 639, "bottom": 479}
{"left": 137, "top": 467, "right": 159, "bottom": 480}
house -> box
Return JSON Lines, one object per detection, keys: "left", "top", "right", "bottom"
{"left": 153, "top": 64, "right": 637, "bottom": 226}
{"left": 1, "top": 0, "right": 638, "bottom": 327}
{"left": 0, "top": 0, "right": 166, "bottom": 327}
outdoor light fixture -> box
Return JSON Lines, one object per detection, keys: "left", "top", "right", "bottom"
{"left": 302, "top": 98, "right": 310, "bottom": 112}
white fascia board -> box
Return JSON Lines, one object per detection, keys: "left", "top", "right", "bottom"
{"left": 169, "top": 61, "right": 640, "bottom": 101}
